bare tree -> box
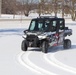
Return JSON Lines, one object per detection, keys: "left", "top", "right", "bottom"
{"left": 21, "top": 0, "right": 34, "bottom": 16}
{"left": 0, "top": 0, "right": 2, "bottom": 17}
{"left": 37, "top": 0, "right": 45, "bottom": 16}
{"left": 2, "top": 0, "right": 76, "bottom": 20}
{"left": 70, "top": 0, "right": 76, "bottom": 21}
{"left": 2, "top": 0, "right": 18, "bottom": 14}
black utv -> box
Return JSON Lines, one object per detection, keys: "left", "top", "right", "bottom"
{"left": 21, "top": 16, "right": 72, "bottom": 53}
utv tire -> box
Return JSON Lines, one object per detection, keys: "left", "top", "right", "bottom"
{"left": 41, "top": 41, "right": 48, "bottom": 53}
{"left": 63, "top": 39, "right": 71, "bottom": 49}
{"left": 21, "top": 40, "right": 27, "bottom": 51}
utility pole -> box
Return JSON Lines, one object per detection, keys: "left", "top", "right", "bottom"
{"left": 0, "top": 0, "right": 2, "bottom": 17}
{"left": 38, "top": 0, "right": 41, "bottom": 16}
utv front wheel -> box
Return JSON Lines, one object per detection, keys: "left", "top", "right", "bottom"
{"left": 63, "top": 39, "right": 71, "bottom": 49}
{"left": 21, "top": 40, "right": 27, "bottom": 51}
{"left": 41, "top": 41, "right": 48, "bottom": 53}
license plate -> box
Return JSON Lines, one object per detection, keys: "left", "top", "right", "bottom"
{"left": 29, "top": 42, "right": 32, "bottom": 46}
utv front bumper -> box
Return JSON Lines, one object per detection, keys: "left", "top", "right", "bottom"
{"left": 26, "top": 35, "right": 39, "bottom": 47}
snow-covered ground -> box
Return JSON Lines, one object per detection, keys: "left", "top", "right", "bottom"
{"left": 0, "top": 14, "right": 76, "bottom": 75}
{"left": 0, "top": 13, "right": 39, "bottom": 19}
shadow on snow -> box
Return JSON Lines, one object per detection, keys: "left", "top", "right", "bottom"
{"left": 25, "top": 44, "right": 76, "bottom": 53}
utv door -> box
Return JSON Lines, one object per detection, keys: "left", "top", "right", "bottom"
{"left": 50, "top": 19, "right": 64, "bottom": 46}
{"left": 50, "top": 20, "right": 59, "bottom": 46}
{"left": 57, "top": 19, "right": 65, "bottom": 44}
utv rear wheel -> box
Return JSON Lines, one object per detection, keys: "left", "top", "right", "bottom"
{"left": 21, "top": 40, "right": 27, "bottom": 51}
{"left": 41, "top": 41, "right": 48, "bottom": 53}
{"left": 63, "top": 39, "right": 71, "bottom": 49}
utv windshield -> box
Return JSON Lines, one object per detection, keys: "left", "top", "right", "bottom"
{"left": 29, "top": 19, "right": 50, "bottom": 32}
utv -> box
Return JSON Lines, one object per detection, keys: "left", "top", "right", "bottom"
{"left": 21, "top": 16, "right": 72, "bottom": 53}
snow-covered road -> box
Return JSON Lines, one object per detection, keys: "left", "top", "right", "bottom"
{"left": 0, "top": 25, "right": 76, "bottom": 75}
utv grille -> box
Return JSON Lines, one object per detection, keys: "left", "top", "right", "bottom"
{"left": 26, "top": 35, "right": 38, "bottom": 41}
{"left": 26, "top": 35, "right": 39, "bottom": 47}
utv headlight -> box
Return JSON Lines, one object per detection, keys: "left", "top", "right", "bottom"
{"left": 38, "top": 35, "right": 47, "bottom": 40}
{"left": 22, "top": 35, "right": 27, "bottom": 39}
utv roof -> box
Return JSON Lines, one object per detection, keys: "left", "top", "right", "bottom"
{"left": 39, "top": 16, "right": 58, "bottom": 18}
{"left": 32, "top": 16, "right": 64, "bottom": 20}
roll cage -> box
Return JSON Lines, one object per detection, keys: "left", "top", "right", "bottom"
{"left": 28, "top": 17, "right": 65, "bottom": 33}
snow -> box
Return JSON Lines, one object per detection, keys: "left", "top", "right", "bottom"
{"left": 0, "top": 14, "right": 39, "bottom": 19}
{"left": 0, "top": 14, "right": 76, "bottom": 75}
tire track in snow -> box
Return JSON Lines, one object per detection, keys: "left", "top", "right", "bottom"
{"left": 17, "top": 51, "right": 57, "bottom": 75}
{"left": 17, "top": 51, "right": 41, "bottom": 74}
{"left": 44, "top": 52, "right": 76, "bottom": 74}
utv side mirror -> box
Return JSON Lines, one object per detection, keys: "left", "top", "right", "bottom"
{"left": 65, "top": 27, "right": 68, "bottom": 30}
{"left": 24, "top": 30, "right": 28, "bottom": 33}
